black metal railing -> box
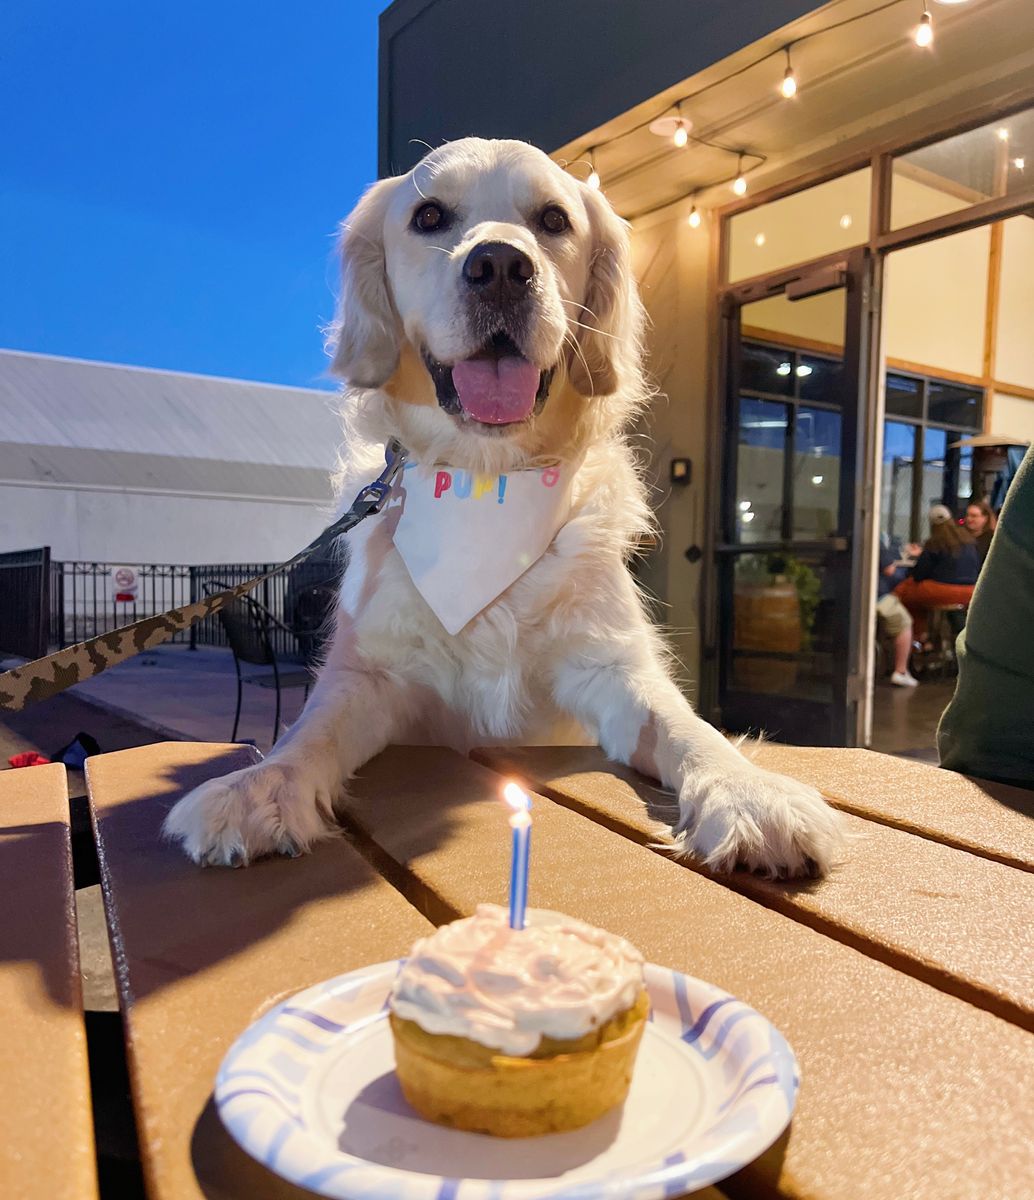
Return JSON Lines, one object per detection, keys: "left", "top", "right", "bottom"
{"left": 0, "top": 547, "right": 51, "bottom": 659}
{"left": 42, "top": 553, "right": 341, "bottom": 663}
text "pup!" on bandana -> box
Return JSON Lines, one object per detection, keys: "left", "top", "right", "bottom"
{"left": 390, "top": 461, "right": 577, "bottom": 635}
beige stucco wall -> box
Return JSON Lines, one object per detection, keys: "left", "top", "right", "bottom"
{"left": 630, "top": 203, "right": 714, "bottom": 692}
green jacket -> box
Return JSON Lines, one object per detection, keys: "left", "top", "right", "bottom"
{"left": 938, "top": 447, "right": 1034, "bottom": 788}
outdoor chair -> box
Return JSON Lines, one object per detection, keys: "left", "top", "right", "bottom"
{"left": 203, "top": 583, "right": 311, "bottom": 745}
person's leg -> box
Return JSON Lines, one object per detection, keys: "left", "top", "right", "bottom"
{"left": 878, "top": 593, "right": 917, "bottom": 686}
{"left": 893, "top": 626, "right": 914, "bottom": 676}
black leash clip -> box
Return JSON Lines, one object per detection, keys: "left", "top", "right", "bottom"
{"left": 351, "top": 438, "right": 409, "bottom": 514}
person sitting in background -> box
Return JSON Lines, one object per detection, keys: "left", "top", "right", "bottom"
{"left": 963, "top": 498, "right": 997, "bottom": 562}
{"left": 894, "top": 504, "right": 980, "bottom": 642}
{"left": 876, "top": 540, "right": 919, "bottom": 687}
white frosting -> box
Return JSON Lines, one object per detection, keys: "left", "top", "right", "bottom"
{"left": 390, "top": 904, "right": 644, "bottom": 1056}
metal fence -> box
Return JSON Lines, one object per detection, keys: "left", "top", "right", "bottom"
{"left": 0, "top": 547, "right": 51, "bottom": 658}
{"left": 44, "top": 553, "right": 341, "bottom": 662}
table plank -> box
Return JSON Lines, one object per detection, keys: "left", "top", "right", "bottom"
{"left": 472, "top": 746, "right": 1034, "bottom": 1030}
{"left": 749, "top": 745, "right": 1033, "bottom": 871}
{"left": 85, "top": 742, "right": 435, "bottom": 1200}
{"left": 0, "top": 762, "right": 99, "bottom": 1200}
{"left": 343, "top": 746, "right": 1034, "bottom": 1200}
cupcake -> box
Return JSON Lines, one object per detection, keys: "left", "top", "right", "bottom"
{"left": 389, "top": 904, "right": 648, "bottom": 1137}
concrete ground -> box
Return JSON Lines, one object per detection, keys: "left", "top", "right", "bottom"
{"left": 68, "top": 642, "right": 310, "bottom": 754}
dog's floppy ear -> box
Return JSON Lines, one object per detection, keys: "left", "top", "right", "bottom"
{"left": 569, "top": 187, "right": 644, "bottom": 398}
{"left": 328, "top": 177, "right": 402, "bottom": 388}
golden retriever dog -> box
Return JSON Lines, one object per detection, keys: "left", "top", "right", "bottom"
{"left": 164, "top": 138, "right": 845, "bottom": 878}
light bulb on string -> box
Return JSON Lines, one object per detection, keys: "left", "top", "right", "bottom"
{"left": 586, "top": 148, "right": 601, "bottom": 190}
{"left": 780, "top": 47, "right": 798, "bottom": 98}
{"left": 688, "top": 202, "right": 702, "bottom": 228}
{"left": 914, "top": 6, "right": 933, "bottom": 46}
{"left": 732, "top": 155, "right": 748, "bottom": 196}
{"left": 673, "top": 120, "right": 689, "bottom": 149}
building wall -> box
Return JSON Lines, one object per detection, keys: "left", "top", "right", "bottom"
{"left": 379, "top": 0, "right": 819, "bottom": 175}
{"left": 0, "top": 485, "right": 332, "bottom": 565}
{"left": 630, "top": 202, "right": 713, "bottom": 691}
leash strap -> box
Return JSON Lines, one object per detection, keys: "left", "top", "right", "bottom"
{"left": 0, "top": 440, "right": 408, "bottom": 713}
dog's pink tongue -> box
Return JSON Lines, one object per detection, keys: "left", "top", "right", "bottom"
{"left": 451, "top": 356, "right": 540, "bottom": 425}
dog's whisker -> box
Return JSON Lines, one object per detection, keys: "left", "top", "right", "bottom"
{"left": 558, "top": 298, "right": 602, "bottom": 322}
{"left": 566, "top": 317, "right": 620, "bottom": 342}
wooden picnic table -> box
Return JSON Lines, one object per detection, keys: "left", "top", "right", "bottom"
{"left": 0, "top": 762, "right": 98, "bottom": 1200}
{"left": 60, "top": 740, "right": 1034, "bottom": 1197}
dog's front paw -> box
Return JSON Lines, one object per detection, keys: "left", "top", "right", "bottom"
{"left": 162, "top": 761, "right": 336, "bottom": 867}
{"left": 677, "top": 766, "right": 845, "bottom": 879}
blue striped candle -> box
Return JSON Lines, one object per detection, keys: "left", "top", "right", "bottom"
{"left": 503, "top": 782, "right": 532, "bottom": 931}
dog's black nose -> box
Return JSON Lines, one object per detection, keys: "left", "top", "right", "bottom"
{"left": 462, "top": 241, "right": 534, "bottom": 303}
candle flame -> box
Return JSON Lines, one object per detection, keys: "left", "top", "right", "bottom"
{"left": 503, "top": 781, "right": 530, "bottom": 812}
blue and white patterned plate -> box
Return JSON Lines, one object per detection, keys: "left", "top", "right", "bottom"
{"left": 216, "top": 960, "right": 798, "bottom": 1199}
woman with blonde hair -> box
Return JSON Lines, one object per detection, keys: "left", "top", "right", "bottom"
{"left": 894, "top": 505, "right": 980, "bottom": 641}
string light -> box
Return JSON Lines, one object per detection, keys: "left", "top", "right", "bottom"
{"left": 780, "top": 47, "right": 798, "bottom": 98}
{"left": 569, "top": 0, "right": 966, "bottom": 213}
{"left": 1014, "top": 157, "right": 1026, "bottom": 171}
{"left": 996, "top": 127, "right": 1010, "bottom": 142}
{"left": 688, "top": 200, "right": 702, "bottom": 228}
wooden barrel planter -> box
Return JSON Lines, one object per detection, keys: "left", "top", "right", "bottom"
{"left": 733, "top": 577, "right": 801, "bottom": 694}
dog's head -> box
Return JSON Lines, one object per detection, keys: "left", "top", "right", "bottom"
{"left": 328, "top": 138, "right": 646, "bottom": 470}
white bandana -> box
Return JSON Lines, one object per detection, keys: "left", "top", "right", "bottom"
{"left": 389, "top": 460, "right": 577, "bottom": 635}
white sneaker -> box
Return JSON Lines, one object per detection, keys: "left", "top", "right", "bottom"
{"left": 891, "top": 671, "right": 919, "bottom": 688}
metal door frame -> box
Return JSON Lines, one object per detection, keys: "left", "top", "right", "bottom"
{"left": 702, "top": 246, "right": 873, "bottom": 746}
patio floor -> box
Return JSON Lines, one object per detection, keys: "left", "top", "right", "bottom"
{"left": 64, "top": 642, "right": 310, "bottom": 754}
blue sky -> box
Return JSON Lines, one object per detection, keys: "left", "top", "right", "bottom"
{"left": 1, "top": 1, "right": 387, "bottom": 390}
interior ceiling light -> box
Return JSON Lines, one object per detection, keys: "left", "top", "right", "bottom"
{"left": 1014, "top": 157, "right": 1027, "bottom": 170}
{"left": 754, "top": 232, "right": 766, "bottom": 247}
{"left": 780, "top": 47, "right": 798, "bottom": 98}
{"left": 732, "top": 154, "right": 748, "bottom": 196}
{"left": 839, "top": 214, "right": 853, "bottom": 229}
{"left": 688, "top": 202, "right": 702, "bottom": 228}
{"left": 649, "top": 113, "right": 694, "bottom": 148}
{"left": 586, "top": 148, "right": 601, "bottom": 190}
{"left": 914, "top": 5, "right": 934, "bottom": 46}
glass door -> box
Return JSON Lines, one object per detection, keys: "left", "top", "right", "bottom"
{"left": 707, "top": 249, "right": 870, "bottom": 746}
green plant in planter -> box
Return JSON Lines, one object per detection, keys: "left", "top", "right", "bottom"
{"left": 767, "top": 553, "right": 821, "bottom": 648}
{"left": 740, "top": 553, "right": 822, "bottom": 648}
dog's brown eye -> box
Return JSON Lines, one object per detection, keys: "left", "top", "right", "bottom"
{"left": 412, "top": 202, "right": 449, "bottom": 233}
{"left": 539, "top": 205, "right": 569, "bottom": 234}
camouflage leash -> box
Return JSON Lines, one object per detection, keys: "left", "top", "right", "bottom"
{"left": 0, "top": 440, "right": 408, "bottom": 713}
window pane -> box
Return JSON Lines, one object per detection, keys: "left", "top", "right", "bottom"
{"left": 882, "top": 421, "right": 916, "bottom": 546}
{"left": 737, "top": 398, "right": 787, "bottom": 543}
{"left": 797, "top": 354, "right": 843, "bottom": 405}
{"left": 729, "top": 550, "right": 834, "bottom": 701}
{"left": 958, "top": 446, "right": 974, "bottom": 506}
{"left": 886, "top": 373, "right": 923, "bottom": 419}
{"left": 794, "top": 408, "right": 841, "bottom": 539}
{"left": 922, "top": 427, "right": 948, "bottom": 514}
{"left": 727, "top": 168, "right": 871, "bottom": 283}
{"left": 927, "top": 381, "right": 983, "bottom": 429}
{"left": 890, "top": 106, "right": 1034, "bottom": 230}
{"left": 740, "top": 342, "right": 794, "bottom": 397}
